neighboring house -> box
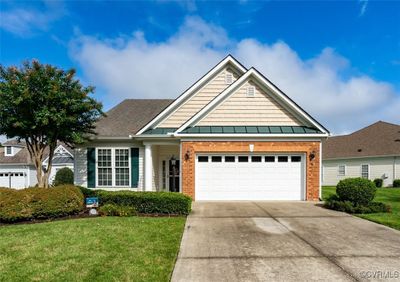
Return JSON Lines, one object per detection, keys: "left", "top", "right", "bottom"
{"left": 0, "top": 140, "right": 74, "bottom": 189}
{"left": 75, "top": 55, "right": 329, "bottom": 201}
{"left": 322, "top": 121, "right": 400, "bottom": 187}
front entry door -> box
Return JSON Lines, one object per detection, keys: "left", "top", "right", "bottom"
{"left": 168, "top": 160, "right": 180, "bottom": 192}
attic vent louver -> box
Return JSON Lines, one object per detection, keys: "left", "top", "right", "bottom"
{"left": 247, "top": 85, "right": 255, "bottom": 97}
{"left": 225, "top": 73, "right": 233, "bottom": 85}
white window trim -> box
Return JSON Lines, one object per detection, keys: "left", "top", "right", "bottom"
{"left": 338, "top": 164, "right": 346, "bottom": 176}
{"left": 361, "top": 164, "right": 370, "bottom": 179}
{"left": 96, "top": 148, "right": 131, "bottom": 188}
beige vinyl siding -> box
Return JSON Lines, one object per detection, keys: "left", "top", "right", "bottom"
{"left": 322, "top": 156, "right": 398, "bottom": 187}
{"left": 74, "top": 142, "right": 144, "bottom": 190}
{"left": 197, "top": 80, "right": 302, "bottom": 126}
{"left": 158, "top": 67, "right": 239, "bottom": 128}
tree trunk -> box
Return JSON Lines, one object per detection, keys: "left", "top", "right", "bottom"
{"left": 26, "top": 138, "right": 52, "bottom": 188}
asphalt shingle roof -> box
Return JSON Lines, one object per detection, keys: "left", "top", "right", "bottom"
{"left": 322, "top": 121, "right": 400, "bottom": 160}
{"left": 94, "top": 99, "right": 174, "bottom": 137}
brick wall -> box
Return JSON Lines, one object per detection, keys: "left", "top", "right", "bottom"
{"left": 181, "top": 141, "right": 321, "bottom": 201}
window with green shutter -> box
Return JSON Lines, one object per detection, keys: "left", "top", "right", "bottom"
{"left": 131, "top": 148, "right": 139, "bottom": 188}
{"left": 87, "top": 148, "right": 96, "bottom": 188}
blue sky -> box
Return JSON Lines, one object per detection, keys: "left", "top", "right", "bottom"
{"left": 1, "top": 0, "right": 399, "bottom": 134}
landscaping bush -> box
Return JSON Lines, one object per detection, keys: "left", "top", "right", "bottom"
{"left": 96, "top": 191, "right": 192, "bottom": 215}
{"left": 78, "top": 186, "right": 99, "bottom": 198}
{"left": 373, "top": 178, "right": 383, "bottom": 188}
{"left": 0, "top": 185, "right": 84, "bottom": 223}
{"left": 98, "top": 204, "right": 137, "bottom": 217}
{"left": 336, "top": 178, "right": 376, "bottom": 206}
{"left": 393, "top": 179, "right": 400, "bottom": 188}
{"left": 53, "top": 168, "right": 74, "bottom": 186}
{"left": 324, "top": 194, "right": 391, "bottom": 214}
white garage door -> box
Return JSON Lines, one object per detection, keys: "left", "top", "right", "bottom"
{"left": 0, "top": 172, "right": 26, "bottom": 189}
{"left": 195, "top": 154, "right": 305, "bottom": 200}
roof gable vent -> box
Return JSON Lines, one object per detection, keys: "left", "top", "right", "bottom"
{"left": 246, "top": 85, "right": 255, "bottom": 97}
{"left": 225, "top": 73, "right": 233, "bottom": 85}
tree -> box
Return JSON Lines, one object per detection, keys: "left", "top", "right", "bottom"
{"left": 0, "top": 60, "right": 103, "bottom": 188}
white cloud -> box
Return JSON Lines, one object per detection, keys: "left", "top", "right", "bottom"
{"left": 70, "top": 16, "right": 400, "bottom": 134}
{"left": 0, "top": 1, "right": 66, "bottom": 37}
{"left": 359, "top": 0, "right": 368, "bottom": 16}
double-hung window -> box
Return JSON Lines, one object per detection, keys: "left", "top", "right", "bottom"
{"left": 361, "top": 164, "right": 369, "bottom": 179}
{"left": 97, "top": 148, "right": 130, "bottom": 187}
{"left": 338, "top": 165, "right": 346, "bottom": 176}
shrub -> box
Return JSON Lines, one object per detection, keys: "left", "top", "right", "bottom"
{"left": 324, "top": 194, "right": 391, "bottom": 214}
{"left": 53, "top": 167, "right": 74, "bottom": 186}
{"left": 98, "top": 204, "right": 137, "bottom": 217}
{"left": 0, "top": 185, "right": 84, "bottom": 223}
{"left": 336, "top": 178, "right": 376, "bottom": 206}
{"left": 373, "top": 178, "right": 383, "bottom": 188}
{"left": 393, "top": 179, "right": 400, "bottom": 188}
{"left": 78, "top": 186, "right": 98, "bottom": 198}
{"left": 96, "top": 191, "right": 192, "bottom": 215}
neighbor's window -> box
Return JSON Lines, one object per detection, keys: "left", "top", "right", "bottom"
{"left": 361, "top": 164, "right": 369, "bottom": 179}
{"left": 5, "top": 146, "right": 12, "bottom": 156}
{"left": 338, "top": 165, "right": 346, "bottom": 176}
{"left": 97, "top": 148, "right": 130, "bottom": 187}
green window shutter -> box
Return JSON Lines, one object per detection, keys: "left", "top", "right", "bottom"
{"left": 87, "top": 148, "right": 96, "bottom": 188}
{"left": 131, "top": 148, "right": 139, "bottom": 188}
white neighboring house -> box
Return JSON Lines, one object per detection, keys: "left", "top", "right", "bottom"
{"left": 322, "top": 121, "right": 400, "bottom": 187}
{"left": 0, "top": 140, "right": 74, "bottom": 189}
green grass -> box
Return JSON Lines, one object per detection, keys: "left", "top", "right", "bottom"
{"left": 0, "top": 217, "right": 186, "bottom": 282}
{"left": 322, "top": 186, "right": 400, "bottom": 230}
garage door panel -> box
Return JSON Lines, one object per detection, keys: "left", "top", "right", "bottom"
{"left": 195, "top": 154, "right": 304, "bottom": 201}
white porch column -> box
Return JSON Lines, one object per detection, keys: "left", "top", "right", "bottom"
{"left": 144, "top": 144, "right": 153, "bottom": 191}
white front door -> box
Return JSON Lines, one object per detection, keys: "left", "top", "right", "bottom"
{"left": 195, "top": 154, "right": 305, "bottom": 200}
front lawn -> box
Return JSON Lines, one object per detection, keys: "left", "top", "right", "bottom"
{"left": 322, "top": 186, "right": 400, "bottom": 230}
{"left": 0, "top": 217, "right": 186, "bottom": 281}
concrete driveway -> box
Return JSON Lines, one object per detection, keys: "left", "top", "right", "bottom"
{"left": 172, "top": 202, "right": 400, "bottom": 282}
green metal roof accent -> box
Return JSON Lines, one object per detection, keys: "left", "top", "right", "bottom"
{"left": 142, "top": 128, "right": 178, "bottom": 135}
{"left": 180, "top": 126, "right": 322, "bottom": 134}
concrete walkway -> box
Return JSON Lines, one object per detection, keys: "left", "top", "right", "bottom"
{"left": 172, "top": 201, "right": 400, "bottom": 282}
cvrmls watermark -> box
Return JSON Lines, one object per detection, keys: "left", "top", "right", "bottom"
{"left": 359, "top": 270, "right": 399, "bottom": 279}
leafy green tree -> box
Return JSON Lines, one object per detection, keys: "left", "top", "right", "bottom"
{"left": 0, "top": 60, "right": 103, "bottom": 188}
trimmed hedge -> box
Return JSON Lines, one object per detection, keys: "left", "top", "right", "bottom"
{"left": 393, "top": 179, "right": 400, "bottom": 188}
{"left": 98, "top": 204, "right": 137, "bottom": 217}
{"left": 325, "top": 194, "right": 391, "bottom": 214}
{"left": 98, "top": 191, "right": 192, "bottom": 215}
{"left": 373, "top": 178, "right": 383, "bottom": 188}
{"left": 0, "top": 185, "right": 84, "bottom": 223}
{"left": 336, "top": 178, "right": 376, "bottom": 206}
{"left": 79, "top": 189, "right": 192, "bottom": 215}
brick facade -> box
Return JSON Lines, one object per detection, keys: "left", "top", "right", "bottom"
{"left": 181, "top": 141, "right": 321, "bottom": 201}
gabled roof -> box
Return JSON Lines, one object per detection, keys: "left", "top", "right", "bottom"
{"left": 322, "top": 121, "right": 400, "bottom": 160}
{"left": 175, "top": 68, "right": 329, "bottom": 136}
{"left": 0, "top": 141, "right": 74, "bottom": 165}
{"left": 94, "top": 99, "right": 173, "bottom": 137}
{"left": 136, "top": 55, "right": 247, "bottom": 135}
